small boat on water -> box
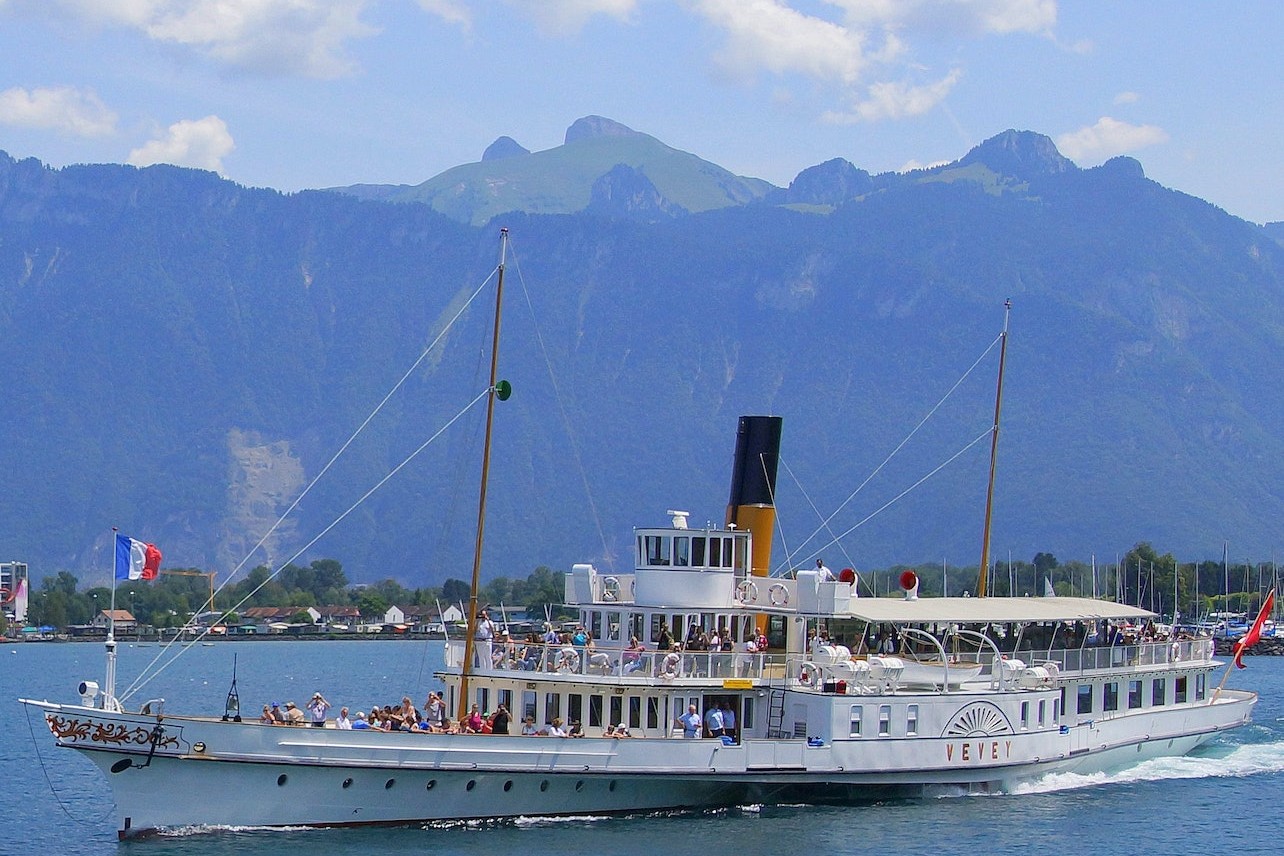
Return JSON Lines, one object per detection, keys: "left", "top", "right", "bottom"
{"left": 20, "top": 233, "right": 1260, "bottom": 839}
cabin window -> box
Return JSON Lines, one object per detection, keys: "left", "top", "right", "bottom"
{"left": 629, "top": 697, "right": 642, "bottom": 729}
{"left": 610, "top": 696, "right": 623, "bottom": 727}
{"left": 478, "top": 688, "right": 490, "bottom": 714}
{"left": 708, "top": 537, "right": 721, "bottom": 567}
{"left": 589, "top": 695, "right": 604, "bottom": 727}
{"left": 522, "top": 690, "right": 537, "bottom": 721}
{"left": 1175, "top": 675, "right": 1188, "bottom": 703}
{"left": 630, "top": 613, "right": 645, "bottom": 640}
{"left": 645, "top": 535, "right": 670, "bottom": 565}
{"left": 849, "top": 705, "right": 863, "bottom": 737}
{"left": 1077, "top": 684, "right": 1093, "bottom": 715}
{"left": 674, "top": 537, "right": 690, "bottom": 567}
{"left": 1195, "top": 673, "right": 1206, "bottom": 701}
{"left": 1152, "top": 678, "right": 1166, "bottom": 706}
{"left": 692, "top": 537, "right": 707, "bottom": 567}
{"left": 1128, "top": 680, "right": 1142, "bottom": 709}
{"left": 1020, "top": 701, "right": 1030, "bottom": 729}
{"left": 544, "top": 693, "right": 561, "bottom": 723}
{"left": 1037, "top": 700, "right": 1046, "bottom": 726}
{"left": 589, "top": 612, "right": 602, "bottom": 641}
{"left": 743, "top": 697, "right": 754, "bottom": 729}
{"left": 1103, "top": 682, "right": 1119, "bottom": 712}
{"left": 906, "top": 704, "right": 919, "bottom": 736}
{"left": 568, "top": 694, "right": 583, "bottom": 726}
{"left": 647, "top": 697, "right": 661, "bottom": 729}
{"left": 498, "top": 689, "right": 513, "bottom": 713}
{"left": 607, "top": 612, "right": 621, "bottom": 642}
{"left": 878, "top": 704, "right": 891, "bottom": 736}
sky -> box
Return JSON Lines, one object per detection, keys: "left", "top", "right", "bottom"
{"left": 0, "top": 1, "right": 1280, "bottom": 224}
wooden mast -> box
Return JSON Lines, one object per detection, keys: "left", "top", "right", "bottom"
{"left": 458, "top": 228, "right": 508, "bottom": 722}
{"left": 976, "top": 299, "right": 1011, "bottom": 598}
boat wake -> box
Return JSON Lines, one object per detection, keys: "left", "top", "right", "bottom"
{"left": 1008, "top": 739, "right": 1284, "bottom": 795}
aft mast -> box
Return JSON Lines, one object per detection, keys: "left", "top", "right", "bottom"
{"left": 458, "top": 228, "right": 510, "bottom": 722}
{"left": 976, "top": 299, "right": 1011, "bottom": 598}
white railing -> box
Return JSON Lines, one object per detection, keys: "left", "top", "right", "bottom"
{"left": 444, "top": 640, "right": 787, "bottom": 681}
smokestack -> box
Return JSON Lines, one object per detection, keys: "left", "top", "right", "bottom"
{"left": 725, "top": 415, "right": 782, "bottom": 579}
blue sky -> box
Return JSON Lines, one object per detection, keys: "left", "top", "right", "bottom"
{"left": 1, "top": 1, "right": 1279, "bottom": 224}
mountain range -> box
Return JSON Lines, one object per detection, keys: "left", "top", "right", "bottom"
{"left": 3, "top": 117, "right": 1283, "bottom": 588}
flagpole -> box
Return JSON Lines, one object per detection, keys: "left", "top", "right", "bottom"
{"left": 105, "top": 527, "right": 120, "bottom": 712}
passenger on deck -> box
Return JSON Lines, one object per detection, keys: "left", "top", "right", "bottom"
{"left": 334, "top": 707, "right": 352, "bottom": 729}
{"left": 720, "top": 703, "right": 737, "bottom": 742}
{"left": 269, "top": 702, "right": 285, "bottom": 724}
{"left": 657, "top": 623, "right": 673, "bottom": 651}
{"left": 259, "top": 704, "right": 275, "bottom": 724}
{"left": 307, "top": 692, "right": 331, "bottom": 727}
{"left": 350, "top": 712, "right": 371, "bottom": 729}
{"left": 521, "top": 716, "right": 539, "bottom": 736}
{"left": 622, "top": 636, "right": 646, "bottom": 674}
{"left": 816, "top": 558, "right": 834, "bottom": 581}
{"left": 465, "top": 703, "right": 485, "bottom": 733}
{"left": 678, "top": 704, "right": 702, "bottom": 739}
{"left": 491, "top": 704, "right": 511, "bottom": 735}
{"left": 568, "top": 720, "right": 584, "bottom": 738}
{"left": 545, "top": 717, "right": 568, "bottom": 737}
{"left": 425, "top": 692, "right": 446, "bottom": 729}
{"left": 283, "top": 701, "right": 306, "bottom": 725}
{"left": 704, "top": 704, "right": 724, "bottom": 739}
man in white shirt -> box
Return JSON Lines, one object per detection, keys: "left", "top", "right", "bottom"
{"left": 306, "top": 692, "right": 331, "bottom": 727}
{"left": 678, "top": 704, "right": 702, "bottom": 739}
{"left": 815, "top": 558, "right": 834, "bottom": 581}
{"left": 704, "top": 704, "right": 724, "bottom": 738}
{"left": 334, "top": 707, "right": 352, "bottom": 729}
{"left": 474, "top": 609, "right": 496, "bottom": 671}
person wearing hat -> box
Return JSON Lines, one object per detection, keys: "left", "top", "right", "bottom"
{"left": 473, "top": 608, "right": 496, "bottom": 671}
{"left": 283, "top": 701, "right": 306, "bottom": 725}
{"left": 307, "top": 692, "right": 331, "bottom": 727}
{"left": 350, "top": 711, "right": 371, "bottom": 730}
{"left": 269, "top": 701, "right": 285, "bottom": 724}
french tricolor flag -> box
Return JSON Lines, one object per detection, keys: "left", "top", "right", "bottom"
{"left": 115, "top": 533, "right": 162, "bottom": 581}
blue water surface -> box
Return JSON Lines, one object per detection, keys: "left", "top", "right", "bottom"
{"left": 5, "top": 639, "right": 1281, "bottom": 855}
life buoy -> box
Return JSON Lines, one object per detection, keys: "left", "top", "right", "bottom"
{"left": 736, "top": 580, "right": 759, "bottom": 603}
{"left": 601, "top": 576, "right": 620, "bottom": 602}
{"left": 799, "top": 662, "right": 817, "bottom": 685}
{"left": 768, "top": 583, "right": 789, "bottom": 607}
{"left": 657, "top": 652, "right": 681, "bottom": 679}
{"left": 557, "top": 648, "right": 581, "bottom": 673}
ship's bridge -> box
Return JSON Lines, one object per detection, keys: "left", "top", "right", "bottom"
{"left": 565, "top": 511, "right": 754, "bottom": 609}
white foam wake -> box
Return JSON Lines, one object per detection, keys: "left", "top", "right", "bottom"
{"left": 1009, "top": 740, "right": 1284, "bottom": 795}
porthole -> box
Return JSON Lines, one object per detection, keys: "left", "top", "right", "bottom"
{"left": 503, "top": 780, "right": 513, "bottom": 792}
{"left": 385, "top": 778, "right": 396, "bottom": 789}
{"left": 539, "top": 780, "right": 549, "bottom": 792}
{"left": 466, "top": 780, "right": 476, "bottom": 791}
{"left": 426, "top": 779, "right": 437, "bottom": 791}
{"left": 342, "top": 778, "right": 353, "bottom": 789}
{"left": 277, "top": 774, "right": 288, "bottom": 787}
{"left": 575, "top": 780, "right": 584, "bottom": 792}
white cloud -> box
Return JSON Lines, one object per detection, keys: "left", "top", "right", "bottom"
{"left": 692, "top": 0, "right": 873, "bottom": 85}
{"left": 417, "top": 0, "right": 472, "bottom": 28}
{"left": 0, "top": 85, "right": 118, "bottom": 136}
{"left": 1113, "top": 91, "right": 1139, "bottom": 105}
{"left": 824, "top": 68, "right": 963, "bottom": 123}
{"left": 898, "top": 157, "right": 951, "bottom": 172}
{"left": 505, "top": 0, "right": 637, "bottom": 36}
{"left": 128, "top": 115, "right": 235, "bottom": 172}
{"left": 833, "top": 0, "right": 1056, "bottom": 36}
{"left": 57, "top": 0, "right": 377, "bottom": 78}
{"left": 1055, "top": 116, "right": 1168, "bottom": 162}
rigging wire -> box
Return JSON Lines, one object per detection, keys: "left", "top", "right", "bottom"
{"left": 509, "top": 238, "right": 613, "bottom": 568}
{"left": 121, "top": 388, "right": 491, "bottom": 702}
{"left": 119, "top": 265, "right": 498, "bottom": 698}
{"left": 783, "top": 331, "right": 1003, "bottom": 569}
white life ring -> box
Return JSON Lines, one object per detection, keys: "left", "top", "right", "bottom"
{"left": 768, "top": 583, "right": 789, "bottom": 607}
{"left": 736, "top": 580, "right": 759, "bottom": 603}
{"left": 799, "top": 661, "right": 817, "bottom": 686}
{"left": 557, "top": 648, "right": 581, "bottom": 673}
{"left": 601, "top": 576, "right": 620, "bottom": 602}
{"left": 657, "top": 652, "right": 681, "bottom": 679}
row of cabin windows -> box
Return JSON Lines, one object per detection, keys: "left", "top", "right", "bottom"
{"left": 579, "top": 609, "right": 761, "bottom": 647}
{"left": 1018, "top": 698, "right": 1062, "bottom": 730}
{"left": 1063, "top": 673, "right": 1202, "bottom": 721}
{"left": 470, "top": 686, "right": 754, "bottom": 733}
{"left": 640, "top": 534, "right": 743, "bottom": 570}
{"left": 848, "top": 703, "right": 919, "bottom": 738}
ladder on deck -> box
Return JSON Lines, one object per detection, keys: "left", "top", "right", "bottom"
{"left": 766, "top": 688, "right": 787, "bottom": 738}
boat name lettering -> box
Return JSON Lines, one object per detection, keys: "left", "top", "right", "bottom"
{"left": 945, "top": 739, "right": 1012, "bottom": 763}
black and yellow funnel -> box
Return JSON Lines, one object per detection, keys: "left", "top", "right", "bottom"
{"left": 725, "top": 415, "right": 782, "bottom": 582}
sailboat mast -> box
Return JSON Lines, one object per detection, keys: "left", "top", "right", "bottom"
{"left": 458, "top": 228, "right": 509, "bottom": 722}
{"left": 976, "top": 299, "right": 1011, "bottom": 598}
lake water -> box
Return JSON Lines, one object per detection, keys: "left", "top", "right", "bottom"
{"left": 5, "top": 639, "right": 1283, "bottom": 855}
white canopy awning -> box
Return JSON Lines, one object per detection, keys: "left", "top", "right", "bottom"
{"left": 838, "top": 595, "right": 1154, "bottom": 625}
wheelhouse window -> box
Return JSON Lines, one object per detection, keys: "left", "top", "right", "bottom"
{"left": 692, "top": 537, "right": 707, "bottom": 567}
{"left": 644, "top": 535, "right": 671, "bottom": 566}
{"left": 708, "top": 537, "right": 722, "bottom": 568}
{"left": 674, "top": 537, "right": 690, "bottom": 567}
{"left": 1128, "top": 680, "right": 1142, "bottom": 709}
{"left": 1103, "top": 682, "right": 1119, "bottom": 712}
